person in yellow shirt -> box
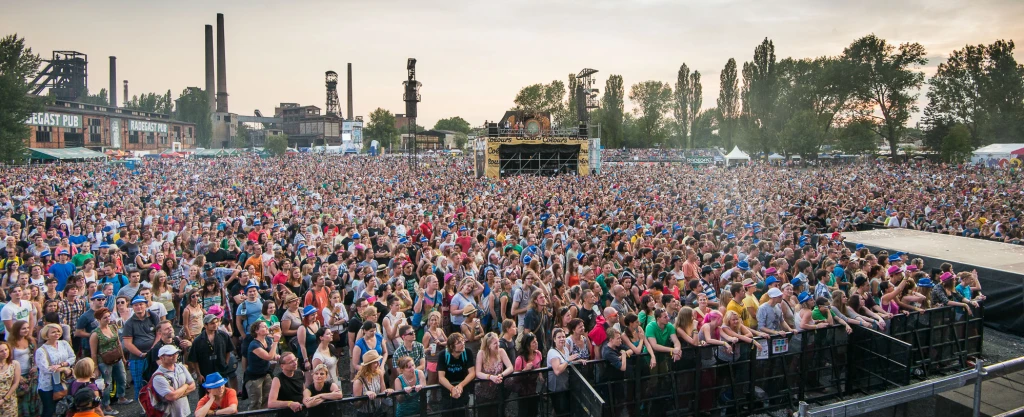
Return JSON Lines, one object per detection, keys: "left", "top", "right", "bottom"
{"left": 726, "top": 283, "right": 750, "bottom": 326}
{"left": 740, "top": 279, "right": 760, "bottom": 328}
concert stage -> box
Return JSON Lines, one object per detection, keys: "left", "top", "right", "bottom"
{"left": 844, "top": 229, "right": 1024, "bottom": 336}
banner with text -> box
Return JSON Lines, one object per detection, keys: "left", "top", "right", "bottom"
{"left": 485, "top": 135, "right": 590, "bottom": 178}
{"left": 25, "top": 112, "right": 81, "bottom": 129}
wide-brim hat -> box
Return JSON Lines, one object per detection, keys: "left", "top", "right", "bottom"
{"left": 361, "top": 350, "right": 382, "bottom": 366}
{"left": 202, "top": 372, "right": 228, "bottom": 389}
{"left": 463, "top": 305, "right": 478, "bottom": 316}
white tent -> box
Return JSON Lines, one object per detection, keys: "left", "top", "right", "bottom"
{"left": 725, "top": 146, "right": 751, "bottom": 166}
{"left": 971, "top": 143, "right": 1024, "bottom": 165}
{"left": 767, "top": 153, "right": 785, "bottom": 160}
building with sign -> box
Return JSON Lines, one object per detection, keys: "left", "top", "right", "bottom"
{"left": 279, "top": 104, "right": 343, "bottom": 148}
{"left": 477, "top": 111, "right": 591, "bottom": 178}
{"left": 24, "top": 99, "right": 196, "bottom": 152}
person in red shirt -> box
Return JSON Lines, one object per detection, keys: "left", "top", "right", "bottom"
{"left": 418, "top": 215, "right": 433, "bottom": 240}
{"left": 303, "top": 274, "right": 329, "bottom": 325}
{"left": 195, "top": 372, "right": 239, "bottom": 417}
{"left": 455, "top": 226, "right": 473, "bottom": 254}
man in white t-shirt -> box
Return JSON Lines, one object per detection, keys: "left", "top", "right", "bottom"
{"left": 1, "top": 285, "right": 35, "bottom": 339}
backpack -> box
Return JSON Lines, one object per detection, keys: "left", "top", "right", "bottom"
{"left": 138, "top": 370, "right": 172, "bottom": 417}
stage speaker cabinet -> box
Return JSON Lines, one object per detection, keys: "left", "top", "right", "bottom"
{"left": 578, "top": 123, "right": 588, "bottom": 138}
{"left": 405, "top": 100, "right": 417, "bottom": 119}
{"left": 488, "top": 123, "right": 498, "bottom": 137}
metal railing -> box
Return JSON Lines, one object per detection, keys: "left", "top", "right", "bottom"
{"left": 846, "top": 325, "right": 913, "bottom": 393}
{"left": 887, "top": 305, "right": 985, "bottom": 379}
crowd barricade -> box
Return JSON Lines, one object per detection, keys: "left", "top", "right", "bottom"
{"left": 846, "top": 325, "right": 913, "bottom": 393}
{"left": 232, "top": 365, "right": 595, "bottom": 417}
{"left": 887, "top": 304, "right": 985, "bottom": 379}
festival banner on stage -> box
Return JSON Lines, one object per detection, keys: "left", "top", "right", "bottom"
{"left": 485, "top": 135, "right": 590, "bottom": 178}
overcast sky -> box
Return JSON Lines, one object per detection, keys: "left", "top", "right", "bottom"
{"left": 4, "top": 0, "right": 1023, "bottom": 128}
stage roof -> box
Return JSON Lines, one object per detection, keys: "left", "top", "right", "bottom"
{"left": 844, "top": 228, "right": 1024, "bottom": 275}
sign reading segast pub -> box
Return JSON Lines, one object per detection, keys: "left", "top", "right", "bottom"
{"left": 128, "top": 120, "right": 169, "bottom": 134}
{"left": 25, "top": 112, "right": 82, "bottom": 129}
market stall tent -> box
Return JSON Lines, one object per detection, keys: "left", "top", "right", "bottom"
{"left": 30, "top": 147, "right": 107, "bottom": 161}
{"left": 767, "top": 153, "right": 785, "bottom": 160}
{"left": 971, "top": 143, "right": 1024, "bottom": 166}
{"left": 724, "top": 146, "right": 751, "bottom": 166}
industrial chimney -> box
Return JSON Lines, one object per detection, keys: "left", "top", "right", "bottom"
{"left": 347, "top": 63, "right": 353, "bottom": 121}
{"left": 123, "top": 80, "right": 129, "bottom": 108}
{"left": 216, "top": 13, "right": 228, "bottom": 113}
{"left": 205, "top": 24, "right": 215, "bottom": 113}
{"left": 109, "top": 56, "right": 117, "bottom": 108}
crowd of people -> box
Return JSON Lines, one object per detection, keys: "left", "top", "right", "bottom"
{"left": 0, "top": 152, "right": 1004, "bottom": 417}
{"left": 601, "top": 148, "right": 721, "bottom": 161}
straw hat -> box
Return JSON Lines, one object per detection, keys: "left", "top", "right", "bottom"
{"left": 283, "top": 293, "right": 299, "bottom": 305}
{"left": 361, "top": 350, "right": 382, "bottom": 366}
{"left": 463, "top": 305, "right": 478, "bottom": 316}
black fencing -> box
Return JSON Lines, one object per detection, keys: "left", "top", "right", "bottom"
{"left": 233, "top": 365, "right": 596, "bottom": 417}
{"left": 887, "top": 304, "right": 985, "bottom": 379}
{"left": 576, "top": 325, "right": 851, "bottom": 417}
{"left": 846, "top": 325, "right": 912, "bottom": 393}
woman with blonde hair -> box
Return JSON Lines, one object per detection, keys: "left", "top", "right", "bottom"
{"left": 421, "top": 311, "right": 446, "bottom": 386}
{"left": 302, "top": 363, "right": 344, "bottom": 417}
{"left": 352, "top": 350, "right": 393, "bottom": 416}
{"left": 721, "top": 310, "right": 765, "bottom": 356}
{"left": 474, "top": 332, "right": 513, "bottom": 416}
{"left": 35, "top": 323, "right": 74, "bottom": 417}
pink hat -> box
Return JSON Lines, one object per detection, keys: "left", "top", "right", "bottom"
{"left": 764, "top": 267, "right": 778, "bottom": 276}
{"left": 906, "top": 265, "right": 919, "bottom": 272}
{"left": 207, "top": 304, "right": 224, "bottom": 318}
{"left": 940, "top": 272, "right": 955, "bottom": 282}
{"left": 887, "top": 265, "right": 903, "bottom": 276}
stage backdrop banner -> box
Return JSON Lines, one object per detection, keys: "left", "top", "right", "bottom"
{"left": 485, "top": 136, "right": 590, "bottom": 178}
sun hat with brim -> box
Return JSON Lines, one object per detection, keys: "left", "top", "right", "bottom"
{"left": 888, "top": 254, "right": 902, "bottom": 262}
{"left": 906, "top": 265, "right": 919, "bottom": 272}
{"left": 131, "top": 295, "right": 147, "bottom": 305}
{"left": 738, "top": 261, "right": 750, "bottom": 271}
{"left": 797, "top": 291, "right": 812, "bottom": 304}
{"left": 202, "top": 372, "right": 228, "bottom": 389}
{"left": 463, "top": 305, "right": 478, "bottom": 316}
{"left": 283, "top": 293, "right": 299, "bottom": 305}
{"left": 940, "top": 272, "right": 955, "bottom": 282}
{"left": 361, "top": 350, "right": 382, "bottom": 366}
{"left": 790, "top": 278, "right": 803, "bottom": 287}
{"left": 245, "top": 282, "right": 259, "bottom": 292}
{"left": 887, "top": 265, "right": 903, "bottom": 276}
{"left": 302, "top": 305, "right": 318, "bottom": 317}
{"left": 207, "top": 304, "right": 224, "bottom": 318}
{"left": 765, "top": 276, "right": 778, "bottom": 286}
{"left": 741, "top": 278, "right": 755, "bottom": 287}
{"left": 917, "top": 278, "right": 935, "bottom": 288}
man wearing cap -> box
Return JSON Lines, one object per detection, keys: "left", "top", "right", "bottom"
{"left": 195, "top": 372, "right": 238, "bottom": 417}
{"left": 151, "top": 345, "right": 197, "bottom": 417}
{"left": 123, "top": 295, "right": 160, "bottom": 400}
{"left": 757, "top": 288, "right": 793, "bottom": 336}
{"left": 189, "top": 313, "right": 235, "bottom": 396}
{"left": 48, "top": 249, "right": 76, "bottom": 291}
{"left": 74, "top": 291, "right": 107, "bottom": 356}
{"left": 70, "top": 387, "right": 104, "bottom": 417}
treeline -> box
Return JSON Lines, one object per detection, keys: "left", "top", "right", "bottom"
{"left": 513, "top": 35, "right": 1024, "bottom": 160}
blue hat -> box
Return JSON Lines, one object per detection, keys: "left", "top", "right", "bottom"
{"left": 557, "top": 223, "right": 564, "bottom": 229}
{"left": 302, "top": 305, "right": 318, "bottom": 317}
{"left": 119, "top": 222, "right": 126, "bottom": 228}
{"left": 727, "top": 234, "right": 736, "bottom": 240}
{"left": 202, "top": 372, "right": 228, "bottom": 389}
{"left": 888, "top": 254, "right": 901, "bottom": 262}
{"left": 131, "top": 295, "right": 147, "bottom": 305}
{"left": 398, "top": 237, "right": 410, "bottom": 244}
{"left": 459, "top": 226, "right": 467, "bottom": 232}
{"left": 245, "top": 281, "right": 259, "bottom": 292}
{"left": 737, "top": 261, "right": 750, "bottom": 271}
{"left": 896, "top": 252, "right": 906, "bottom": 257}
{"left": 448, "top": 222, "right": 456, "bottom": 228}
{"left": 58, "top": 249, "right": 70, "bottom": 256}
{"left": 833, "top": 266, "right": 845, "bottom": 278}
{"left": 855, "top": 244, "right": 865, "bottom": 250}
{"left": 539, "top": 213, "right": 550, "bottom": 221}
{"left": 765, "top": 276, "right": 778, "bottom": 286}
{"left": 102, "top": 226, "right": 112, "bottom": 233}
{"left": 441, "top": 231, "right": 449, "bottom": 239}
{"left": 635, "top": 225, "right": 642, "bottom": 230}
{"left": 91, "top": 291, "right": 107, "bottom": 300}
{"left": 352, "top": 233, "right": 361, "bottom": 239}
{"left": 917, "top": 278, "right": 935, "bottom": 288}
{"left": 790, "top": 278, "right": 803, "bottom": 287}
{"left": 644, "top": 231, "right": 653, "bottom": 236}
{"left": 99, "top": 243, "right": 110, "bottom": 249}
{"left": 253, "top": 220, "right": 261, "bottom": 225}
{"left": 40, "top": 250, "right": 51, "bottom": 257}
{"left": 798, "top": 291, "right": 812, "bottom": 304}
{"left": 523, "top": 255, "right": 533, "bottom": 264}
{"left": 297, "top": 243, "right": 306, "bottom": 251}
{"left": 576, "top": 252, "right": 586, "bottom": 262}
{"left": 543, "top": 228, "right": 552, "bottom": 235}
{"left": 725, "top": 221, "right": 733, "bottom": 227}
{"left": 420, "top": 237, "right": 428, "bottom": 242}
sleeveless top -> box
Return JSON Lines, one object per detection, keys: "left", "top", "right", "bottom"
{"left": 424, "top": 330, "right": 446, "bottom": 363}
{"left": 302, "top": 324, "right": 320, "bottom": 361}
{"left": 93, "top": 326, "right": 120, "bottom": 358}
{"left": 185, "top": 305, "right": 204, "bottom": 339}
{"left": 566, "top": 335, "right": 591, "bottom": 360}
{"left": 396, "top": 371, "right": 422, "bottom": 416}
{"left": 355, "top": 333, "right": 384, "bottom": 359}
{"left": 307, "top": 380, "right": 334, "bottom": 396}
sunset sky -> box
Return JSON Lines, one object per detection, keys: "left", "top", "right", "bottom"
{"left": 4, "top": 0, "right": 1023, "bottom": 128}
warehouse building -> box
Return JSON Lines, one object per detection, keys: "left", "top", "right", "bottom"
{"left": 24, "top": 99, "right": 196, "bottom": 152}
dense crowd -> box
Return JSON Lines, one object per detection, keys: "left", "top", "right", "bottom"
{"left": 601, "top": 148, "right": 721, "bottom": 160}
{"left": 0, "top": 153, "right": 1005, "bottom": 417}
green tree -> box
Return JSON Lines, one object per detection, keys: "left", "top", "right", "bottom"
{"left": 365, "top": 108, "right": 399, "bottom": 149}
{"left": 844, "top": 34, "right": 927, "bottom": 157}
{"left": 78, "top": 87, "right": 109, "bottom": 106}
{"left": 0, "top": 34, "right": 44, "bottom": 163}
{"left": 513, "top": 81, "right": 567, "bottom": 119}
{"left": 837, "top": 118, "right": 879, "bottom": 155}
{"left": 687, "top": 71, "right": 703, "bottom": 149}
{"left": 433, "top": 116, "right": 471, "bottom": 134}
{"left": 984, "top": 40, "right": 1024, "bottom": 142}
{"left": 691, "top": 108, "right": 719, "bottom": 148}
{"left": 941, "top": 124, "right": 973, "bottom": 163}
{"left": 174, "top": 87, "right": 213, "bottom": 148}
{"left": 673, "top": 64, "right": 692, "bottom": 148}
{"left": 598, "top": 74, "right": 625, "bottom": 148}
{"left": 232, "top": 123, "right": 251, "bottom": 148}
{"left": 264, "top": 134, "right": 288, "bottom": 156}
{"left": 453, "top": 132, "right": 468, "bottom": 150}
{"left": 743, "top": 38, "right": 781, "bottom": 154}
{"left": 717, "top": 58, "right": 740, "bottom": 149}
{"left": 562, "top": 73, "right": 578, "bottom": 126}
{"left": 780, "top": 110, "right": 825, "bottom": 157}
{"left": 628, "top": 81, "right": 673, "bottom": 147}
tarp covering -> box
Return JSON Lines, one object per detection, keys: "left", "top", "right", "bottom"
{"left": 192, "top": 149, "right": 226, "bottom": 158}
{"left": 971, "top": 143, "right": 1024, "bottom": 164}
{"left": 30, "top": 147, "right": 107, "bottom": 160}
{"left": 767, "top": 153, "right": 785, "bottom": 160}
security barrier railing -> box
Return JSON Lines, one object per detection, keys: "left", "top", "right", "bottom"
{"left": 888, "top": 305, "right": 985, "bottom": 379}
{"left": 846, "top": 325, "right": 913, "bottom": 393}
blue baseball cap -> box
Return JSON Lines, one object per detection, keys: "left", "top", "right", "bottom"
{"left": 131, "top": 295, "right": 147, "bottom": 305}
{"left": 91, "top": 291, "right": 107, "bottom": 300}
{"left": 833, "top": 266, "right": 845, "bottom": 278}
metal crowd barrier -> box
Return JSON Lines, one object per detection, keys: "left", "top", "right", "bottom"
{"left": 887, "top": 305, "right": 985, "bottom": 379}
{"left": 846, "top": 325, "right": 913, "bottom": 393}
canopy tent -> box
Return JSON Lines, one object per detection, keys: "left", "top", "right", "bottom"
{"left": 192, "top": 149, "right": 227, "bottom": 158}
{"left": 724, "top": 146, "right": 751, "bottom": 166}
{"left": 30, "top": 147, "right": 107, "bottom": 161}
{"left": 767, "top": 153, "right": 785, "bottom": 160}
{"left": 971, "top": 143, "right": 1024, "bottom": 165}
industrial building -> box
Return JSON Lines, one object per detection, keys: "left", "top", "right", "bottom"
{"left": 24, "top": 100, "right": 196, "bottom": 152}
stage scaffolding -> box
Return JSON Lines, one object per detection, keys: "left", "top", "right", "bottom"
{"left": 498, "top": 144, "right": 580, "bottom": 176}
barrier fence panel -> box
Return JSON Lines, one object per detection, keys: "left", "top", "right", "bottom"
{"left": 847, "top": 325, "right": 913, "bottom": 393}
{"left": 568, "top": 364, "right": 607, "bottom": 417}
{"left": 888, "top": 305, "right": 985, "bottom": 379}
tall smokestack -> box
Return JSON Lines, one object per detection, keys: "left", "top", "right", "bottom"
{"left": 216, "top": 13, "right": 228, "bottom": 113}
{"left": 347, "top": 63, "right": 353, "bottom": 121}
{"left": 123, "top": 80, "right": 128, "bottom": 108}
{"left": 205, "top": 24, "right": 215, "bottom": 113}
{"left": 109, "top": 56, "right": 117, "bottom": 108}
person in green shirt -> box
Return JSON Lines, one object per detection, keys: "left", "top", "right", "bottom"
{"left": 71, "top": 242, "right": 95, "bottom": 269}
{"left": 644, "top": 308, "right": 681, "bottom": 372}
